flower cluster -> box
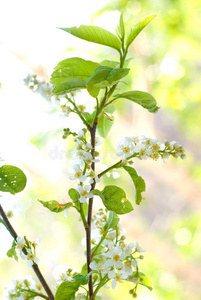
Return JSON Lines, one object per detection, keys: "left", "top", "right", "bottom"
{"left": 24, "top": 73, "right": 53, "bottom": 101}
{"left": 52, "top": 267, "right": 78, "bottom": 290}
{"left": 90, "top": 209, "right": 145, "bottom": 291}
{"left": 116, "top": 136, "right": 186, "bottom": 162}
{"left": 3, "top": 275, "right": 42, "bottom": 299}
{"left": 15, "top": 236, "right": 39, "bottom": 268}
{"left": 68, "top": 130, "right": 100, "bottom": 203}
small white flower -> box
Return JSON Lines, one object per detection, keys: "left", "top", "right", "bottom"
{"left": 26, "top": 249, "right": 40, "bottom": 268}
{"left": 37, "top": 82, "right": 53, "bottom": 100}
{"left": 108, "top": 270, "right": 128, "bottom": 289}
{"left": 69, "top": 164, "right": 87, "bottom": 182}
{"left": 16, "top": 236, "right": 25, "bottom": 249}
{"left": 76, "top": 185, "right": 93, "bottom": 203}
{"left": 104, "top": 246, "right": 126, "bottom": 269}
{"left": 135, "top": 242, "right": 146, "bottom": 253}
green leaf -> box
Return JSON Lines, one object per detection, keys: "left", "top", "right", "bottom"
{"left": 123, "top": 166, "right": 146, "bottom": 205}
{"left": 92, "top": 189, "right": 105, "bottom": 202}
{"left": 126, "top": 15, "right": 156, "bottom": 48}
{"left": 81, "top": 263, "right": 88, "bottom": 275}
{"left": 0, "top": 165, "right": 27, "bottom": 195}
{"left": 7, "top": 246, "right": 18, "bottom": 261}
{"left": 138, "top": 272, "right": 153, "bottom": 291}
{"left": 52, "top": 78, "right": 86, "bottom": 95}
{"left": 68, "top": 188, "right": 80, "bottom": 210}
{"left": 97, "top": 114, "right": 114, "bottom": 138}
{"left": 101, "top": 185, "right": 134, "bottom": 214}
{"left": 59, "top": 25, "right": 121, "bottom": 52}
{"left": 55, "top": 274, "right": 89, "bottom": 300}
{"left": 113, "top": 90, "right": 159, "bottom": 113}
{"left": 100, "top": 60, "right": 119, "bottom": 68}
{"left": 116, "top": 13, "right": 125, "bottom": 40}
{"left": 106, "top": 211, "right": 120, "bottom": 229}
{"left": 104, "top": 104, "right": 115, "bottom": 114}
{"left": 51, "top": 57, "right": 99, "bottom": 85}
{"left": 38, "top": 200, "right": 72, "bottom": 213}
{"left": 86, "top": 66, "right": 130, "bottom": 97}
{"left": 83, "top": 111, "right": 96, "bottom": 127}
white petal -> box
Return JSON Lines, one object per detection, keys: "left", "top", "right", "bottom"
{"left": 111, "top": 279, "right": 117, "bottom": 289}
{"left": 108, "top": 269, "right": 116, "bottom": 279}
{"left": 114, "top": 261, "right": 123, "bottom": 269}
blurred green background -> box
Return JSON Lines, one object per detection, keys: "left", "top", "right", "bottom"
{"left": 0, "top": 0, "right": 201, "bottom": 299}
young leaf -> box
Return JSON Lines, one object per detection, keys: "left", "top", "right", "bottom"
{"left": 123, "top": 166, "right": 146, "bottom": 205}
{"left": 83, "top": 111, "right": 96, "bottom": 127}
{"left": 138, "top": 272, "right": 153, "bottom": 291}
{"left": 126, "top": 15, "right": 156, "bottom": 48}
{"left": 7, "top": 246, "right": 18, "bottom": 261}
{"left": 51, "top": 57, "right": 99, "bottom": 85}
{"left": 38, "top": 200, "right": 72, "bottom": 213}
{"left": 116, "top": 13, "right": 125, "bottom": 40}
{"left": 55, "top": 274, "right": 89, "bottom": 300}
{"left": 101, "top": 185, "right": 134, "bottom": 214}
{"left": 59, "top": 25, "right": 121, "bottom": 52}
{"left": 87, "top": 66, "right": 129, "bottom": 89}
{"left": 97, "top": 114, "right": 114, "bottom": 138}
{"left": 113, "top": 90, "right": 159, "bottom": 113}
{"left": 0, "top": 165, "right": 27, "bottom": 195}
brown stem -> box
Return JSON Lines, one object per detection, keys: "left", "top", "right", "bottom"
{"left": 86, "top": 120, "right": 98, "bottom": 299}
{"left": 0, "top": 204, "right": 54, "bottom": 300}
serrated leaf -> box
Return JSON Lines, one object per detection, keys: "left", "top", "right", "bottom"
{"left": 38, "top": 200, "right": 72, "bottom": 213}
{"left": 97, "top": 114, "right": 114, "bottom": 138}
{"left": 59, "top": 25, "right": 121, "bottom": 52}
{"left": 51, "top": 57, "right": 99, "bottom": 85}
{"left": 126, "top": 15, "right": 156, "bottom": 48}
{"left": 86, "top": 66, "right": 130, "bottom": 97}
{"left": 55, "top": 274, "right": 89, "bottom": 300}
{"left": 0, "top": 165, "right": 27, "bottom": 195}
{"left": 101, "top": 185, "right": 134, "bottom": 214}
{"left": 113, "top": 90, "right": 159, "bottom": 113}
{"left": 123, "top": 166, "right": 146, "bottom": 205}
{"left": 53, "top": 78, "right": 86, "bottom": 95}
{"left": 7, "top": 247, "right": 18, "bottom": 261}
{"left": 138, "top": 272, "right": 153, "bottom": 291}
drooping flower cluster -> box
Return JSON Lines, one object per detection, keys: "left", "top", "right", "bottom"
{"left": 3, "top": 275, "right": 42, "bottom": 299}
{"left": 90, "top": 209, "right": 146, "bottom": 291}
{"left": 14, "top": 236, "right": 39, "bottom": 268}
{"left": 116, "top": 136, "right": 186, "bottom": 162}
{"left": 67, "top": 130, "right": 100, "bottom": 203}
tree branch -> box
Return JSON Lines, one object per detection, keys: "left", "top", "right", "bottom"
{"left": 0, "top": 204, "right": 54, "bottom": 300}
